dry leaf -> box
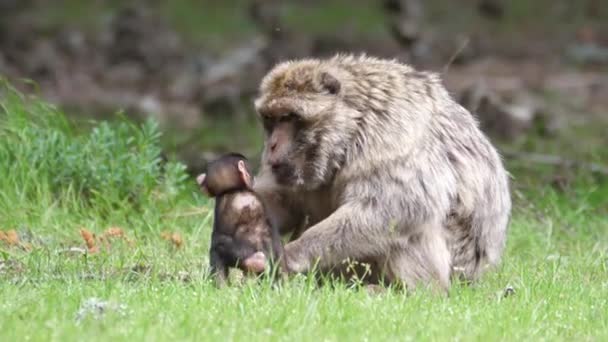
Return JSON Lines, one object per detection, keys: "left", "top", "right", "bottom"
{"left": 79, "top": 226, "right": 136, "bottom": 254}
{"left": 79, "top": 228, "right": 99, "bottom": 254}
{"left": 161, "top": 231, "right": 183, "bottom": 249}
{"left": 0, "top": 229, "right": 20, "bottom": 246}
{"left": 171, "top": 233, "right": 183, "bottom": 248}
{"left": 103, "top": 227, "right": 135, "bottom": 246}
{"left": 104, "top": 227, "right": 124, "bottom": 237}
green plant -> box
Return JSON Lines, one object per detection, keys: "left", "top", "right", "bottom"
{"left": 0, "top": 80, "right": 188, "bottom": 210}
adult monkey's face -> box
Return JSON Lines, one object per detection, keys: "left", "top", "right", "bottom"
{"left": 254, "top": 60, "right": 357, "bottom": 191}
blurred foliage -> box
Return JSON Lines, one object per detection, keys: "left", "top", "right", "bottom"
{"left": 21, "top": 0, "right": 607, "bottom": 45}
{"left": 2, "top": 0, "right": 607, "bottom": 174}
{"left": 0, "top": 80, "right": 189, "bottom": 209}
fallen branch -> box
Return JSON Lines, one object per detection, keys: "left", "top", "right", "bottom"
{"left": 501, "top": 150, "right": 608, "bottom": 175}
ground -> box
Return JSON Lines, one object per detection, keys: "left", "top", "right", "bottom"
{"left": 1, "top": 190, "right": 607, "bottom": 341}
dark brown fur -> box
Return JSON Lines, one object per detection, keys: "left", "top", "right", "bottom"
{"left": 198, "top": 153, "right": 285, "bottom": 286}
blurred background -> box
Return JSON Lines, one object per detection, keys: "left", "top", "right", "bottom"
{"left": 1, "top": 0, "right": 606, "bottom": 187}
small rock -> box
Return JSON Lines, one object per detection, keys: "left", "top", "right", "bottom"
{"left": 459, "top": 81, "right": 540, "bottom": 140}
{"left": 57, "top": 247, "right": 87, "bottom": 255}
{"left": 104, "top": 62, "right": 145, "bottom": 86}
{"left": 138, "top": 95, "right": 163, "bottom": 116}
{"left": 249, "top": 0, "right": 285, "bottom": 39}
{"left": 503, "top": 285, "right": 515, "bottom": 298}
{"left": 384, "top": 0, "right": 425, "bottom": 47}
{"left": 478, "top": 0, "right": 504, "bottom": 20}
{"left": 566, "top": 43, "right": 608, "bottom": 66}
{"left": 75, "top": 297, "right": 127, "bottom": 323}
{"left": 55, "top": 29, "right": 87, "bottom": 57}
{"left": 24, "top": 39, "right": 63, "bottom": 78}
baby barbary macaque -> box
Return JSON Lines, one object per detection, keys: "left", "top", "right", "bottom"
{"left": 197, "top": 153, "right": 284, "bottom": 286}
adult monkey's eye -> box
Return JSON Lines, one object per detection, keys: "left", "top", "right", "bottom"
{"left": 262, "top": 116, "right": 274, "bottom": 131}
{"left": 281, "top": 112, "right": 299, "bottom": 122}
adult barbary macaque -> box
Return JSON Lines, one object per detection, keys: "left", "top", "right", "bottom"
{"left": 197, "top": 153, "right": 285, "bottom": 286}
{"left": 250, "top": 54, "right": 511, "bottom": 291}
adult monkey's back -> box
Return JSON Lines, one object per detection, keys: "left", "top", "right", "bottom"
{"left": 250, "top": 54, "right": 511, "bottom": 291}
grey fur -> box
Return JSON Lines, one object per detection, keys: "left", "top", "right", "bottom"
{"left": 253, "top": 54, "right": 511, "bottom": 291}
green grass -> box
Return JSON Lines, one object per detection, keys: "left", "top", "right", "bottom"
{"left": 1, "top": 82, "right": 607, "bottom": 341}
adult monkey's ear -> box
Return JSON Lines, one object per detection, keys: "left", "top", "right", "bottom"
{"left": 319, "top": 71, "right": 341, "bottom": 95}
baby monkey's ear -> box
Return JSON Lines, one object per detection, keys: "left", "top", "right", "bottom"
{"left": 196, "top": 173, "right": 212, "bottom": 197}
{"left": 237, "top": 160, "right": 253, "bottom": 189}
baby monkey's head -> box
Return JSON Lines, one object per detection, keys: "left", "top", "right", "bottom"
{"left": 197, "top": 152, "right": 253, "bottom": 197}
